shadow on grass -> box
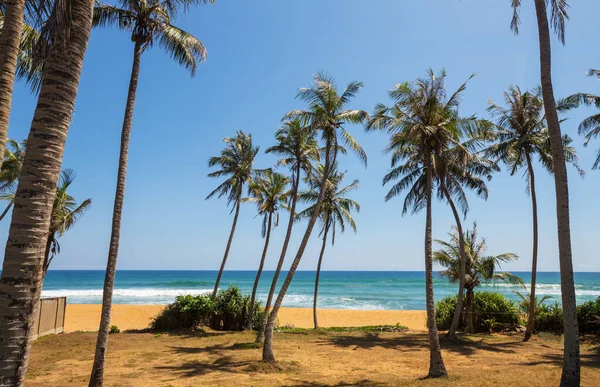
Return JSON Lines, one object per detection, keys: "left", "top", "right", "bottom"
{"left": 282, "top": 379, "right": 384, "bottom": 387}
{"left": 155, "top": 356, "right": 249, "bottom": 377}
{"left": 521, "top": 352, "right": 600, "bottom": 369}
{"left": 167, "top": 341, "right": 261, "bottom": 356}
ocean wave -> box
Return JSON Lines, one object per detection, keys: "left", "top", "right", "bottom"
{"left": 479, "top": 283, "right": 600, "bottom": 296}
{"left": 42, "top": 288, "right": 212, "bottom": 299}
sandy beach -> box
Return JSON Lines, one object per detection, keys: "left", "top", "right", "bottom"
{"left": 64, "top": 304, "right": 427, "bottom": 332}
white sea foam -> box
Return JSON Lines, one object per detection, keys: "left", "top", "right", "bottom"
{"left": 42, "top": 288, "right": 212, "bottom": 300}
{"left": 480, "top": 283, "right": 600, "bottom": 296}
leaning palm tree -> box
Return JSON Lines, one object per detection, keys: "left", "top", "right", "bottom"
{"left": 486, "top": 85, "right": 582, "bottom": 342}
{"left": 256, "top": 119, "right": 319, "bottom": 342}
{"left": 509, "top": 1, "right": 580, "bottom": 383}
{"left": 262, "top": 73, "right": 367, "bottom": 363}
{"left": 42, "top": 169, "right": 92, "bottom": 277}
{"left": 242, "top": 170, "right": 290, "bottom": 330}
{"left": 0, "top": 138, "right": 26, "bottom": 222}
{"left": 298, "top": 165, "right": 359, "bottom": 329}
{"left": 434, "top": 222, "right": 522, "bottom": 333}
{"left": 366, "top": 69, "right": 479, "bottom": 378}
{"left": 89, "top": 1, "right": 211, "bottom": 384}
{"left": 207, "top": 131, "right": 259, "bottom": 299}
{"left": 560, "top": 66, "right": 600, "bottom": 169}
{"left": 0, "top": 0, "right": 94, "bottom": 384}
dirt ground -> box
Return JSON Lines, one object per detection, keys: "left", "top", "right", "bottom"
{"left": 27, "top": 330, "right": 600, "bottom": 386}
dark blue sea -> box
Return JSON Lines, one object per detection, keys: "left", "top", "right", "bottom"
{"left": 41, "top": 270, "right": 600, "bottom": 310}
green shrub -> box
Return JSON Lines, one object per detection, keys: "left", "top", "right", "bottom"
{"left": 536, "top": 301, "right": 563, "bottom": 333}
{"left": 109, "top": 325, "right": 120, "bottom": 334}
{"left": 577, "top": 297, "right": 600, "bottom": 335}
{"left": 150, "top": 285, "right": 262, "bottom": 332}
{"left": 435, "top": 291, "right": 519, "bottom": 333}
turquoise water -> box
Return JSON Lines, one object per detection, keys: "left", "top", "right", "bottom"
{"left": 41, "top": 270, "right": 600, "bottom": 310}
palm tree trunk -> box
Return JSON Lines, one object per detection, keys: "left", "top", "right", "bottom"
{"left": 424, "top": 155, "right": 447, "bottom": 378}
{"left": 466, "top": 287, "right": 475, "bottom": 334}
{"left": 256, "top": 163, "right": 301, "bottom": 343}
{"left": 212, "top": 189, "right": 242, "bottom": 299}
{"left": 0, "top": 199, "right": 14, "bottom": 222}
{"left": 246, "top": 212, "right": 273, "bottom": 330}
{"left": 313, "top": 218, "right": 329, "bottom": 330}
{"left": 532, "top": 1, "right": 580, "bottom": 385}
{"left": 89, "top": 40, "right": 143, "bottom": 387}
{"left": 262, "top": 138, "right": 332, "bottom": 363}
{"left": 0, "top": 0, "right": 94, "bottom": 384}
{"left": 0, "top": 0, "right": 25, "bottom": 161}
{"left": 443, "top": 189, "right": 466, "bottom": 338}
{"left": 524, "top": 153, "right": 538, "bottom": 342}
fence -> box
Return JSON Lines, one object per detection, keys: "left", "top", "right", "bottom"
{"left": 32, "top": 297, "right": 66, "bottom": 340}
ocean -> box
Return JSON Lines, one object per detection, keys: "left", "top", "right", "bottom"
{"left": 41, "top": 270, "right": 600, "bottom": 310}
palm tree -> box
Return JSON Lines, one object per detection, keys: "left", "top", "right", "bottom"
{"left": 510, "top": 2, "right": 580, "bottom": 384}
{"left": 0, "top": 0, "right": 94, "bottom": 384}
{"left": 0, "top": 138, "right": 25, "bottom": 222}
{"left": 262, "top": 73, "right": 367, "bottom": 363}
{"left": 207, "top": 131, "right": 259, "bottom": 299}
{"left": 486, "top": 85, "right": 582, "bottom": 342}
{"left": 434, "top": 222, "right": 522, "bottom": 333}
{"left": 560, "top": 67, "right": 600, "bottom": 169}
{"left": 42, "top": 169, "right": 92, "bottom": 277}
{"left": 89, "top": 1, "right": 210, "bottom": 384}
{"left": 256, "top": 119, "right": 319, "bottom": 342}
{"left": 366, "top": 69, "right": 479, "bottom": 378}
{"left": 242, "top": 170, "right": 289, "bottom": 330}
{"left": 298, "top": 164, "right": 359, "bottom": 329}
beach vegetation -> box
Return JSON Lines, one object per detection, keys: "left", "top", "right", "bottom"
{"left": 150, "top": 285, "right": 262, "bottom": 332}
{"left": 0, "top": 138, "right": 25, "bottom": 222}
{"left": 109, "top": 325, "right": 120, "bottom": 334}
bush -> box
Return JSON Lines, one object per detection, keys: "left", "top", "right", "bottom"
{"left": 435, "top": 292, "right": 519, "bottom": 333}
{"left": 577, "top": 297, "right": 600, "bottom": 335}
{"left": 109, "top": 325, "right": 120, "bottom": 334}
{"left": 536, "top": 302, "right": 563, "bottom": 333}
{"left": 150, "top": 285, "right": 262, "bottom": 332}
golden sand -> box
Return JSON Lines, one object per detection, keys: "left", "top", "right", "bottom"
{"left": 64, "top": 304, "right": 427, "bottom": 332}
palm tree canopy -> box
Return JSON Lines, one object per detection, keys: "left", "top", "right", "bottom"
{"left": 434, "top": 222, "right": 522, "bottom": 290}
{"left": 50, "top": 169, "right": 92, "bottom": 237}
{"left": 284, "top": 72, "right": 368, "bottom": 167}
{"left": 486, "top": 85, "right": 583, "bottom": 179}
{"left": 559, "top": 67, "right": 600, "bottom": 169}
{"left": 298, "top": 164, "right": 360, "bottom": 246}
{"left": 367, "top": 69, "right": 491, "bottom": 214}
{"left": 265, "top": 119, "right": 320, "bottom": 189}
{"left": 0, "top": 139, "right": 26, "bottom": 194}
{"left": 510, "top": 0, "right": 569, "bottom": 44}
{"left": 243, "top": 170, "right": 290, "bottom": 237}
{"left": 93, "top": 0, "right": 212, "bottom": 76}
{"left": 207, "top": 130, "right": 259, "bottom": 208}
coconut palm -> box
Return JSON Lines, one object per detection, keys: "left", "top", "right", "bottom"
{"left": 486, "top": 85, "right": 582, "bottom": 342}
{"left": 262, "top": 73, "right": 367, "bottom": 363}
{"left": 560, "top": 67, "right": 600, "bottom": 169}
{"left": 509, "top": 1, "right": 580, "bottom": 383}
{"left": 0, "top": 0, "right": 94, "bottom": 383}
{"left": 42, "top": 169, "right": 92, "bottom": 277}
{"left": 256, "top": 119, "right": 319, "bottom": 342}
{"left": 434, "top": 222, "right": 522, "bottom": 333}
{"left": 0, "top": 138, "right": 25, "bottom": 222}
{"left": 242, "top": 170, "right": 290, "bottom": 330}
{"left": 298, "top": 164, "right": 359, "bottom": 329}
{"left": 207, "top": 130, "right": 259, "bottom": 299}
{"left": 89, "top": 1, "right": 210, "bottom": 384}
{"left": 366, "top": 69, "right": 480, "bottom": 377}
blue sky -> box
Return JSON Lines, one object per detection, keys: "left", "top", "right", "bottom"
{"left": 3, "top": 0, "right": 600, "bottom": 272}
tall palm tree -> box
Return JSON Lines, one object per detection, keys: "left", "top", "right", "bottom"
{"left": 0, "top": 0, "right": 94, "bottom": 384}
{"left": 262, "top": 73, "right": 367, "bottom": 363}
{"left": 242, "top": 170, "right": 289, "bottom": 330}
{"left": 366, "top": 69, "right": 480, "bottom": 378}
{"left": 256, "top": 119, "right": 319, "bottom": 342}
{"left": 89, "top": 1, "right": 210, "bottom": 384}
{"left": 206, "top": 130, "right": 259, "bottom": 299}
{"left": 434, "top": 222, "right": 521, "bottom": 333}
{"left": 560, "top": 67, "right": 600, "bottom": 169}
{"left": 298, "top": 164, "right": 359, "bottom": 329}
{"left": 510, "top": 2, "right": 580, "bottom": 383}
{"left": 0, "top": 138, "right": 25, "bottom": 222}
{"left": 486, "top": 85, "right": 582, "bottom": 342}
{"left": 42, "top": 169, "right": 92, "bottom": 277}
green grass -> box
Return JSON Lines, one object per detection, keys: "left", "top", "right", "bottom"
{"left": 276, "top": 324, "right": 408, "bottom": 334}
